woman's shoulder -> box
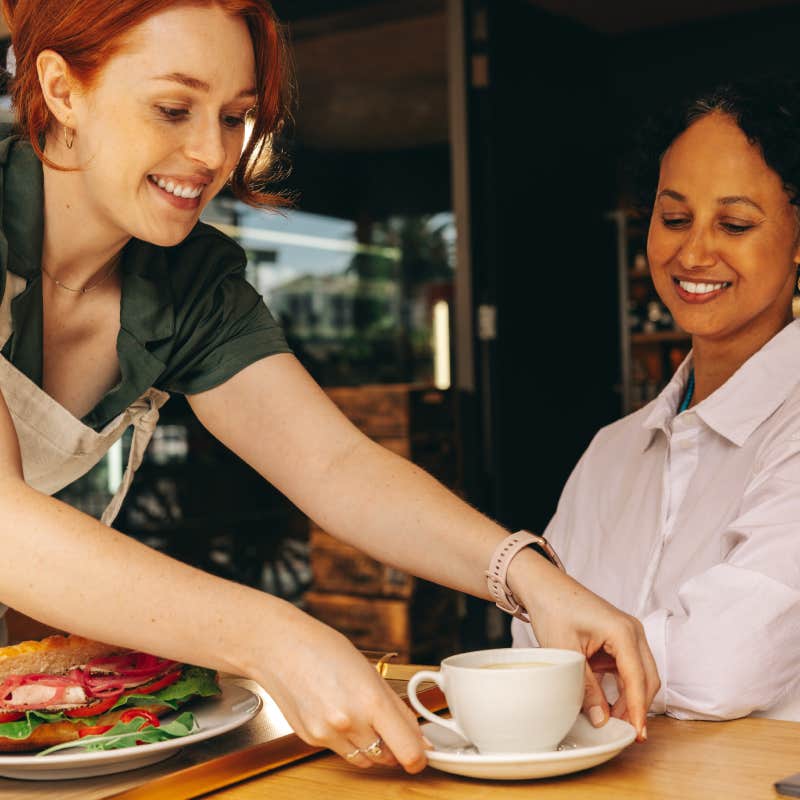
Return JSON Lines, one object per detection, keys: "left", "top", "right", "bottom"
{"left": 123, "top": 221, "right": 256, "bottom": 335}
{"left": 753, "top": 378, "right": 800, "bottom": 455}
{"left": 171, "top": 221, "right": 246, "bottom": 269}
{"left": 138, "top": 221, "right": 247, "bottom": 299}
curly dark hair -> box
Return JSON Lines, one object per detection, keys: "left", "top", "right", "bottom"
{"left": 631, "top": 77, "right": 800, "bottom": 216}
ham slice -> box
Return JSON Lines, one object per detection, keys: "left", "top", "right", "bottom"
{"left": 0, "top": 650, "right": 176, "bottom": 712}
{"left": 0, "top": 675, "right": 85, "bottom": 710}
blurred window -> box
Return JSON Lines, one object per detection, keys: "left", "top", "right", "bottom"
{"left": 202, "top": 197, "right": 455, "bottom": 387}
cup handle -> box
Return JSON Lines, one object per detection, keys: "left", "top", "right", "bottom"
{"left": 407, "top": 670, "right": 469, "bottom": 743}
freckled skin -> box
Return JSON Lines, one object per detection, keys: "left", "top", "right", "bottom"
{"left": 35, "top": 5, "right": 259, "bottom": 414}
{"left": 647, "top": 112, "right": 800, "bottom": 368}
{"left": 54, "top": 5, "right": 255, "bottom": 249}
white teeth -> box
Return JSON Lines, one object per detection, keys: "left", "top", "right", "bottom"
{"left": 678, "top": 280, "right": 727, "bottom": 295}
{"left": 150, "top": 176, "right": 204, "bottom": 199}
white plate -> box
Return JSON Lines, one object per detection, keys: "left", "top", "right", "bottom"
{"left": 0, "top": 680, "right": 262, "bottom": 781}
{"left": 422, "top": 714, "right": 636, "bottom": 780}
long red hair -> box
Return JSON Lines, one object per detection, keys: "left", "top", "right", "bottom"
{"left": 1, "top": 0, "right": 293, "bottom": 208}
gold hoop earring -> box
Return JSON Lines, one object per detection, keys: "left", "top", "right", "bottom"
{"left": 64, "top": 126, "right": 74, "bottom": 150}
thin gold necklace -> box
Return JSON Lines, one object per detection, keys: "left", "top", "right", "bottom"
{"left": 40, "top": 252, "right": 121, "bottom": 295}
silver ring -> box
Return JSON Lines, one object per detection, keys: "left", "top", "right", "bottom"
{"left": 344, "top": 748, "right": 361, "bottom": 760}
{"left": 363, "top": 736, "right": 383, "bottom": 758}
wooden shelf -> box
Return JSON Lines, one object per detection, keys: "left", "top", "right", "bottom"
{"left": 631, "top": 330, "right": 690, "bottom": 344}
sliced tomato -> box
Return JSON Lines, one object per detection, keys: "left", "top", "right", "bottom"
{"left": 78, "top": 724, "right": 113, "bottom": 738}
{"left": 0, "top": 710, "right": 25, "bottom": 723}
{"left": 64, "top": 692, "right": 122, "bottom": 718}
{"left": 127, "top": 670, "right": 181, "bottom": 696}
{"left": 119, "top": 709, "right": 160, "bottom": 729}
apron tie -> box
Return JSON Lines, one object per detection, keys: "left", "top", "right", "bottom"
{"left": 100, "top": 390, "right": 167, "bottom": 527}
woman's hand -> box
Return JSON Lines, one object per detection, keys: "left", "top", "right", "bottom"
{"left": 247, "top": 606, "right": 428, "bottom": 772}
{"left": 509, "top": 551, "right": 660, "bottom": 741}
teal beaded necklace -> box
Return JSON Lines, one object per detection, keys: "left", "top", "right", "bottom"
{"left": 678, "top": 369, "right": 695, "bottom": 414}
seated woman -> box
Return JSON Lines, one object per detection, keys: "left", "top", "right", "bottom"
{"left": 513, "top": 79, "right": 800, "bottom": 722}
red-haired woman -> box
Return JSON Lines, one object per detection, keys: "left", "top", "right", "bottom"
{"left": 0, "top": 0, "right": 658, "bottom": 767}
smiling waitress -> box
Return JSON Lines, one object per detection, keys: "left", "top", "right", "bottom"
{"left": 0, "top": 0, "right": 658, "bottom": 770}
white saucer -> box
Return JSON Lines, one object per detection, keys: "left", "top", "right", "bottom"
{"left": 422, "top": 714, "right": 636, "bottom": 780}
{"left": 0, "top": 681, "right": 262, "bottom": 781}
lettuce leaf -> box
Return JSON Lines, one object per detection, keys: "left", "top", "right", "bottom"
{"left": 0, "top": 667, "right": 219, "bottom": 742}
{"left": 36, "top": 712, "right": 197, "bottom": 756}
{"left": 109, "top": 666, "right": 220, "bottom": 711}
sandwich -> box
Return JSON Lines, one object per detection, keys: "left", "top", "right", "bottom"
{"left": 0, "top": 634, "right": 220, "bottom": 752}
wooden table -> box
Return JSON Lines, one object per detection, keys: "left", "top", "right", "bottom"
{"left": 198, "top": 714, "right": 798, "bottom": 800}
{"left": 2, "top": 673, "right": 799, "bottom": 799}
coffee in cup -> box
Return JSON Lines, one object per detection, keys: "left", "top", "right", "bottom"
{"left": 407, "top": 648, "right": 584, "bottom": 753}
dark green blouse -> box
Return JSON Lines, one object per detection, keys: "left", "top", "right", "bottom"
{"left": 0, "top": 128, "right": 291, "bottom": 430}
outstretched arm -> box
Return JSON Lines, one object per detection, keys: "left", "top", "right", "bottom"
{"left": 189, "top": 353, "right": 660, "bottom": 737}
{"left": 0, "top": 385, "right": 426, "bottom": 771}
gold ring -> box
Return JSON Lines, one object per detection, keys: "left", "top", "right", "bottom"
{"left": 344, "top": 748, "right": 361, "bottom": 760}
{"left": 363, "top": 737, "right": 383, "bottom": 758}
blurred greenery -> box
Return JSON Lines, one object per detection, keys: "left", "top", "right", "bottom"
{"left": 283, "top": 213, "right": 454, "bottom": 387}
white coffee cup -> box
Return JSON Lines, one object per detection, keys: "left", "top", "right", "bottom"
{"left": 407, "top": 648, "right": 584, "bottom": 753}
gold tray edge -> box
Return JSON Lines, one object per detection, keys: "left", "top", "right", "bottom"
{"left": 103, "top": 684, "right": 447, "bottom": 800}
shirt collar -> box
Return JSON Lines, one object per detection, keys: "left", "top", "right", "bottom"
{"left": 641, "top": 354, "right": 694, "bottom": 451}
{"left": 121, "top": 240, "right": 175, "bottom": 345}
{"left": 642, "top": 320, "right": 800, "bottom": 450}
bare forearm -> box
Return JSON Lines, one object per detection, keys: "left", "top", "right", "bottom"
{"left": 298, "top": 436, "right": 546, "bottom": 599}
{"left": 0, "top": 478, "right": 304, "bottom": 676}
{"left": 189, "top": 357, "right": 559, "bottom": 605}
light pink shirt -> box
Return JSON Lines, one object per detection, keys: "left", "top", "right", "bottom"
{"left": 512, "top": 320, "right": 800, "bottom": 720}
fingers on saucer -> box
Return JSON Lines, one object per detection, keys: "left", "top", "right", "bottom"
{"left": 582, "top": 664, "right": 609, "bottom": 727}
{"left": 372, "top": 691, "right": 427, "bottom": 773}
{"left": 611, "top": 631, "right": 648, "bottom": 737}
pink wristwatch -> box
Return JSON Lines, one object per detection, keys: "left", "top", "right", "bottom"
{"left": 485, "top": 530, "right": 565, "bottom": 622}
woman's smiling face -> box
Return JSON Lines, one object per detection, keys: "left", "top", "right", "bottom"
{"left": 60, "top": 4, "right": 256, "bottom": 247}
{"left": 647, "top": 111, "right": 800, "bottom": 347}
